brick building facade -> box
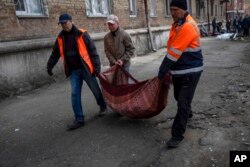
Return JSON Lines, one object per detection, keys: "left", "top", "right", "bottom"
{"left": 0, "top": 0, "right": 231, "bottom": 42}
{"left": 0, "top": 0, "right": 173, "bottom": 42}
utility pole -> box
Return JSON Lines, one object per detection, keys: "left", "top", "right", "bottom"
{"left": 144, "top": 0, "right": 156, "bottom": 52}
{"left": 225, "top": 0, "right": 228, "bottom": 21}
{"left": 207, "top": 0, "right": 210, "bottom": 32}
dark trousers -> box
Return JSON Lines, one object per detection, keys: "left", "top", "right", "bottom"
{"left": 171, "top": 72, "right": 202, "bottom": 139}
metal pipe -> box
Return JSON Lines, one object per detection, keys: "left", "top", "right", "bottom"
{"left": 144, "top": 0, "right": 156, "bottom": 52}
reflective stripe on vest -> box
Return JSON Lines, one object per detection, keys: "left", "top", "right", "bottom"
{"left": 57, "top": 29, "right": 94, "bottom": 74}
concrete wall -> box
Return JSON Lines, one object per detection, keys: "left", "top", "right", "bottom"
{"left": 0, "top": 26, "right": 170, "bottom": 101}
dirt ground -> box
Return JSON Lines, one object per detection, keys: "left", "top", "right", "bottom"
{"left": 0, "top": 37, "right": 249, "bottom": 167}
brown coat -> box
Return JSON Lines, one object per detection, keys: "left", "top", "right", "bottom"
{"left": 104, "top": 27, "right": 135, "bottom": 66}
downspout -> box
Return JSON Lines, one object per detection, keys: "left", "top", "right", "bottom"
{"left": 207, "top": 0, "right": 210, "bottom": 33}
{"left": 144, "top": 0, "right": 156, "bottom": 52}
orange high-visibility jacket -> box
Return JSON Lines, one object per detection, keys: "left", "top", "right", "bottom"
{"left": 57, "top": 29, "right": 94, "bottom": 75}
{"left": 166, "top": 14, "right": 203, "bottom": 75}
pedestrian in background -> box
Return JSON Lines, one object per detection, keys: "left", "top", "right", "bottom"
{"left": 233, "top": 15, "right": 244, "bottom": 40}
{"left": 242, "top": 14, "right": 249, "bottom": 36}
{"left": 47, "top": 13, "right": 107, "bottom": 130}
{"left": 212, "top": 17, "right": 217, "bottom": 35}
{"left": 226, "top": 19, "right": 231, "bottom": 33}
{"left": 104, "top": 14, "right": 136, "bottom": 72}
{"left": 158, "top": 0, "right": 203, "bottom": 148}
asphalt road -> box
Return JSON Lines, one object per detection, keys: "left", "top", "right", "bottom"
{"left": 0, "top": 37, "right": 250, "bottom": 167}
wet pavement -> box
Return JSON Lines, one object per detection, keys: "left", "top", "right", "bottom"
{"left": 0, "top": 37, "right": 250, "bottom": 167}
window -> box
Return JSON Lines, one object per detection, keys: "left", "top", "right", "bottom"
{"left": 129, "top": 0, "right": 137, "bottom": 16}
{"left": 150, "top": 0, "right": 157, "bottom": 17}
{"left": 165, "top": 0, "right": 170, "bottom": 16}
{"left": 215, "top": 4, "right": 217, "bottom": 16}
{"left": 14, "top": 0, "right": 48, "bottom": 17}
{"left": 210, "top": 0, "right": 214, "bottom": 16}
{"left": 221, "top": 5, "right": 223, "bottom": 16}
{"left": 85, "top": 0, "right": 110, "bottom": 17}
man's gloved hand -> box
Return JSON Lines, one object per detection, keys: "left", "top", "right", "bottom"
{"left": 47, "top": 69, "right": 53, "bottom": 76}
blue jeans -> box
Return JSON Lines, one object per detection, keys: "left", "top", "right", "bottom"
{"left": 70, "top": 68, "right": 106, "bottom": 122}
{"left": 123, "top": 62, "right": 130, "bottom": 73}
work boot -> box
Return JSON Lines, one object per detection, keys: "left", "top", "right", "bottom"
{"left": 67, "top": 121, "right": 85, "bottom": 130}
{"left": 166, "top": 137, "right": 183, "bottom": 148}
{"left": 98, "top": 108, "right": 107, "bottom": 116}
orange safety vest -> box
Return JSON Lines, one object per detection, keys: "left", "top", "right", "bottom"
{"left": 165, "top": 14, "right": 203, "bottom": 75}
{"left": 167, "top": 15, "right": 201, "bottom": 61}
{"left": 57, "top": 29, "right": 94, "bottom": 74}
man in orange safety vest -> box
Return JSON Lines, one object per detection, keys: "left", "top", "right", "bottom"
{"left": 158, "top": 0, "right": 203, "bottom": 148}
{"left": 47, "top": 14, "right": 107, "bottom": 130}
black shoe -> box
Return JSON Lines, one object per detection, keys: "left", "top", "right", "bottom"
{"left": 166, "top": 137, "right": 183, "bottom": 148}
{"left": 67, "top": 121, "right": 85, "bottom": 130}
{"left": 189, "top": 113, "right": 193, "bottom": 118}
{"left": 98, "top": 108, "right": 107, "bottom": 116}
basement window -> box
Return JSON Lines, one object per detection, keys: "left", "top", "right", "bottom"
{"left": 14, "top": 0, "right": 48, "bottom": 17}
{"left": 85, "top": 0, "right": 111, "bottom": 17}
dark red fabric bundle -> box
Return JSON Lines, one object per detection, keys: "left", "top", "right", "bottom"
{"left": 98, "top": 65, "right": 171, "bottom": 119}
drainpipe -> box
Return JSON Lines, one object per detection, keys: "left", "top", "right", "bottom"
{"left": 207, "top": 0, "right": 210, "bottom": 33}
{"left": 144, "top": 0, "right": 156, "bottom": 52}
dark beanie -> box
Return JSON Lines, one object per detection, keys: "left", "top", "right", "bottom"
{"left": 170, "top": 0, "right": 187, "bottom": 10}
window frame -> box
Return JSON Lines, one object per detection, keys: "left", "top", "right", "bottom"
{"left": 164, "top": 0, "right": 171, "bottom": 17}
{"left": 85, "top": 0, "right": 111, "bottom": 17}
{"left": 196, "top": 0, "right": 201, "bottom": 18}
{"left": 14, "top": 0, "right": 48, "bottom": 18}
{"left": 149, "top": 0, "right": 157, "bottom": 17}
{"left": 215, "top": 4, "right": 218, "bottom": 16}
{"left": 210, "top": 0, "right": 214, "bottom": 16}
{"left": 129, "top": 0, "right": 137, "bottom": 17}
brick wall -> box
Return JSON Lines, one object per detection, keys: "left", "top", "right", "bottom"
{"left": 0, "top": 0, "right": 230, "bottom": 42}
{"left": 0, "top": 0, "right": 172, "bottom": 42}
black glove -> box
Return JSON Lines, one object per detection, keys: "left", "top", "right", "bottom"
{"left": 158, "top": 55, "right": 174, "bottom": 80}
{"left": 47, "top": 69, "right": 53, "bottom": 76}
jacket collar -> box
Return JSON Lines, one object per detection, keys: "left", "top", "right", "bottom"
{"left": 111, "top": 27, "right": 120, "bottom": 37}
{"left": 173, "top": 12, "right": 189, "bottom": 27}
{"left": 58, "top": 25, "right": 83, "bottom": 37}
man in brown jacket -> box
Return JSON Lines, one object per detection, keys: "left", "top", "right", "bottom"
{"left": 104, "top": 14, "right": 136, "bottom": 72}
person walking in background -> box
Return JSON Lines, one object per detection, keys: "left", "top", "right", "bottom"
{"left": 212, "top": 17, "right": 217, "bottom": 35}
{"left": 226, "top": 19, "right": 231, "bottom": 33}
{"left": 47, "top": 13, "right": 107, "bottom": 130}
{"left": 158, "top": 0, "right": 203, "bottom": 148}
{"left": 242, "top": 14, "right": 249, "bottom": 37}
{"left": 104, "top": 14, "right": 136, "bottom": 72}
{"left": 233, "top": 15, "right": 244, "bottom": 40}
